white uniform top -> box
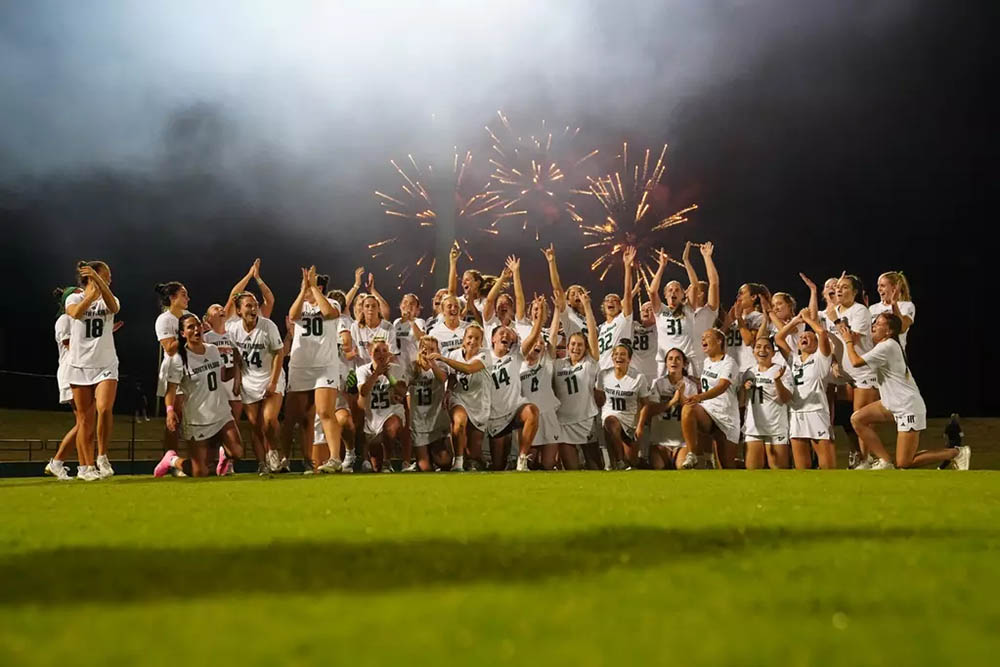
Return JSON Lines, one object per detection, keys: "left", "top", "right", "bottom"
{"left": 649, "top": 375, "right": 699, "bottom": 447}
{"left": 332, "top": 315, "right": 355, "bottom": 369}
{"left": 743, "top": 364, "right": 791, "bottom": 438}
{"left": 350, "top": 319, "right": 398, "bottom": 366}
{"left": 226, "top": 316, "right": 283, "bottom": 382}
{"left": 356, "top": 361, "right": 406, "bottom": 431}
{"left": 597, "top": 313, "right": 633, "bottom": 370}
{"left": 458, "top": 295, "right": 487, "bottom": 322}
{"left": 563, "top": 308, "right": 589, "bottom": 338}
{"left": 868, "top": 301, "right": 916, "bottom": 349}
{"left": 488, "top": 348, "right": 525, "bottom": 419}
{"left": 554, "top": 357, "right": 599, "bottom": 424}
{"left": 290, "top": 299, "right": 340, "bottom": 368}
{"left": 724, "top": 311, "right": 763, "bottom": 371}
{"left": 393, "top": 317, "right": 426, "bottom": 368}
{"left": 166, "top": 344, "right": 231, "bottom": 429}
{"left": 407, "top": 362, "right": 448, "bottom": 433}
{"left": 789, "top": 352, "right": 833, "bottom": 413}
{"left": 690, "top": 306, "right": 719, "bottom": 367}
{"left": 429, "top": 319, "right": 468, "bottom": 355}
{"left": 55, "top": 314, "right": 72, "bottom": 368}
{"left": 446, "top": 348, "right": 492, "bottom": 427}
{"left": 630, "top": 321, "right": 658, "bottom": 380}
{"left": 699, "top": 355, "right": 740, "bottom": 422}
{"left": 655, "top": 304, "right": 696, "bottom": 363}
{"left": 203, "top": 329, "right": 237, "bottom": 371}
{"left": 65, "top": 293, "right": 118, "bottom": 368}
{"left": 520, "top": 355, "right": 560, "bottom": 414}
{"left": 828, "top": 303, "right": 876, "bottom": 386}
{"left": 862, "top": 340, "right": 926, "bottom": 415}
{"left": 155, "top": 310, "right": 188, "bottom": 347}
{"left": 597, "top": 367, "right": 650, "bottom": 431}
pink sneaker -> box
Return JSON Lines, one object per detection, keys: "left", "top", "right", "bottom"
{"left": 154, "top": 450, "right": 177, "bottom": 478}
{"left": 216, "top": 447, "right": 232, "bottom": 476}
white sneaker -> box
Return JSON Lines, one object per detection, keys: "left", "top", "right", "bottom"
{"left": 871, "top": 459, "right": 896, "bottom": 471}
{"left": 279, "top": 457, "right": 291, "bottom": 473}
{"left": 450, "top": 455, "right": 464, "bottom": 472}
{"left": 266, "top": 449, "right": 281, "bottom": 472}
{"left": 361, "top": 460, "right": 374, "bottom": 473}
{"left": 854, "top": 457, "right": 872, "bottom": 470}
{"left": 516, "top": 454, "right": 530, "bottom": 471}
{"left": 953, "top": 446, "right": 971, "bottom": 471}
{"left": 402, "top": 461, "right": 418, "bottom": 472}
{"left": 681, "top": 452, "right": 698, "bottom": 470}
{"left": 318, "top": 458, "right": 342, "bottom": 474}
{"left": 78, "top": 465, "right": 101, "bottom": 481}
{"left": 96, "top": 455, "right": 114, "bottom": 478}
{"left": 44, "top": 459, "right": 72, "bottom": 481}
{"left": 342, "top": 450, "right": 356, "bottom": 473}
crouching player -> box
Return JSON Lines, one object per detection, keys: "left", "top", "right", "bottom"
{"left": 638, "top": 348, "right": 699, "bottom": 469}
{"left": 407, "top": 336, "right": 454, "bottom": 471}
{"left": 357, "top": 339, "right": 407, "bottom": 472}
{"left": 156, "top": 314, "right": 245, "bottom": 477}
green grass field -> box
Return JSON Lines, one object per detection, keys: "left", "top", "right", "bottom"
{"left": 2, "top": 471, "right": 998, "bottom": 666}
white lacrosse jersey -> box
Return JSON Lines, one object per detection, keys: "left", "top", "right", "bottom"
{"left": 66, "top": 293, "right": 118, "bottom": 368}
{"left": 596, "top": 367, "right": 650, "bottom": 430}
{"left": 554, "top": 357, "right": 599, "bottom": 424}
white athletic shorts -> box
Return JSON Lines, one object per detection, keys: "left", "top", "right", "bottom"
{"left": 789, "top": 410, "right": 832, "bottom": 441}
{"left": 893, "top": 410, "right": 926, "bottom": 432}
{"left": 240, "top": 370, "right": 286, "bottom": 404}
{"left": 412, "top": 413, "right": 450, "bottom": 447}
{"left": 533, "top": 411, "right": 561, "bottom": 446}
{"left": 559, "top": 417, "right": 596, "bottom": 445}
{"left": 67, "top": 363, "right": 119, "bottom": 387}
{"left": 703, "top": 405, "right": 740, "bottom": 444}
{"left": 487, "top": 403, "right": 532, "bottom": 438}
{"left": 287, "top": 364, "right": 341, "bottom": 393}
{"left": 365, "top": 405, "right": 405, "bottom": 437}
{"left": 183, "top": 417, "right": 233, "bottom": 443}
{"left": 744, "top": 433, "right": 790, "bottom": 446}
{"left": 57, "top": 363, "right": 73, "bottom": 404}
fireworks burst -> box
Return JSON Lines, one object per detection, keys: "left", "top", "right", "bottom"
{"left": 580, "top": 142, "right": 698, "bottom": 282}
{"left": 372, "top": 150, "right": 499, "bottom": 290}
{"left": 484, "top": 110, "right": 599, "bottom": 240}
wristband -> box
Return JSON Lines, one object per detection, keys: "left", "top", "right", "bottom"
{"left": 166, "top": 405, "right": 174, "bottom": 413}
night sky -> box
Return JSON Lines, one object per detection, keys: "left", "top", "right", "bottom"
{"left": 0, "top": 1, "right": 989, "bottom": 415}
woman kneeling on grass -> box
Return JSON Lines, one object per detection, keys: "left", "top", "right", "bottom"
{"left": 838, "top": 313, "right": 970, "bottom": 470}
{"left": 155, "top": 314, "right": 245, "bottom": 478}
{"left": 679, "top": 328, "right": 741, "bottom": 469}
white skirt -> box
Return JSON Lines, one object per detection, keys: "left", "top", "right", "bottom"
{"left": 789, "top": 410, "right": 832, "bottom": 441}
{"left": 67, "top": 363, "right": 119, "bottom": 387}
{"left": 287, "top": 364, "right": 341, "bottom": 393}
{"left": 559, "top": 418, "right": 596, "bottom": 445}
{"left": 182, "top": 417, "right": 233, "bottom": 442}
{"left": 533, "top": 410, "right": 562, "bottom": 446}
{"left": 240, "top": 370, "right": 286, "bottom": 404}
{"left": 365, "top": 405, "right": 406, "bottom": 437}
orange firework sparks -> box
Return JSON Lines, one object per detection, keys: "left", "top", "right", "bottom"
{"left": 484, "top": 110, "right": 599, "bottom": 241}
{"left": 372, "top": 149, "right": 497, "bottom": 290}
{"left": 580, "top": 142, "right": 698, "bottom": 282}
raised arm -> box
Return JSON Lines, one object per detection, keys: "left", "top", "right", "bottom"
{"left": 520, "top": 296, "right": 546, "bottom": 357}
{"left": 507, "top": 255, "right": 525, "bottom": 321}
{"left": 546, "top": 290, "right": 564, "bottom": 358}
{"left": 800, "top": 309, "right": 831, "bottom": 357}
{"left": 447, "top": 245, "right": 460, "bottom": 297}
{"left": 622, "top": 246, "right": 635, "bottom": 318}
{"left": 774, "top": 314, "right": 802, "bottom": 360}
{"left": 582, "top": 291, "right": 600, "bottom": 360}
{"left": 799, "top": 273, "right": 819, "bottom": 323}
{"left": 344, "top": 266, "right": 365, "bottom": 310}
{"left": 288, "top": 268, "right": 310, "bottom": 321}
{"left": 366, "top": 273, "right": 392, "bottom": 320}
{"left": 542, "top": 244, "right": 564, "bottom": 294}
{"left": 648, "top": 249, "right": 667, "bottom": 312}
{"left": 254, "top": 261, "right": 275, "bottom": 319}
{"left": 701, "top": 242, "right": 720, "bottom": 312}
{"left": 224, "top": 259, "right": 258, "bottom": 320}
{"left": 66, "top": 284, "right": 98, "bottom": 320}
{"left": 682, "top": 242, "right": 699, "bottom": 293}
{"left": 84, "top": 268, "right": 119, "bottom": 314}
{"left": 888, "top": 285, "right": 913, "bottom": 333}
{"left": 483, "top": 265, "right": 511, "bottom": 322}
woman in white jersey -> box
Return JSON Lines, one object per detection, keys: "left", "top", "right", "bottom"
{"left": 869, "top": 271, "right": 915, "bottom": 349}
{"left": 202, "top": 304, "right": 242, "bottom": 418}
{"left": 679, "top": 328, "right": 741, "bottom": 469}
{"left": 45, "top": 287, "right": 83, "bottom": 480}
{"left": 223, "top": 258, "right": 274, "bottom": 321}
{"left": 542, "top": 244, "right": 590, "bottom": 339}
{"left": 776, "top": 310, "right": 836, "bottom": 470}
{"left": 154, "top": 281, "right": 190, "bottom": 462}
{"left": 394, "top": 293, "right": 426, "bottom": 368}
{"left": 154, "top": 314, "right": 245, "bottom": 478}
{"left": 682, "top": 242, "right": 722, "bottom": 375}
{"left": 741, "top": 337, "right": 793, "bottom": 470}
{"left": 226, "top": 292, "right": 285, "bottom": 476}
{"left": 596, "top": 343, "right": 651, "bottom": 469}
{"left": 424, "top": 288, "right": 449, "bottom": 332}
{"left": 428, "top": 295, "right": 468, "bottom": 356}
{"left": 484, "top": 297, "right": 545, "bottom": 471}
{"left": 554, "top": 290, "right": 602, "bottom": 470}
{"left": 481, "top": 264, "right": 515, "bottom": 344}
{"left": 356, "top": 339, "right": 408, "bottom": 472}
{"left": 428, "top": 324, "right": 491, "bottom": 471}
{"left": 283, "top": 268, "right": 343, "bottom": 474}
{"left": 638, "top": 348, "right": 700, "bottom": 470}
{"left": 840, "top": 313, "right": 969, "bottom": 470}
{"left": 722, "top": 283, "right": 769, "bottom": 372}
{"left": 519, "top": 298, "right": 564, "bottom": 470}
{"left": 827, "top": 274, "right": 879, "bottom": 465}
{"left": 350, "top": 292, "right": 398, "bottom": 366}
{"left": 596, "top": 246, "right": 636, "bottom": 369}
{"left": 407, "top": 336, "right": 453, "bottom": 471}
{"left": 448, "top": 245, "right": 487, "bottom": 322}
{"left": 64, "top": 261, "right": 120, "bottom": 481}
{"left": 631, "top": 298, "right": 658, "bottom": 382}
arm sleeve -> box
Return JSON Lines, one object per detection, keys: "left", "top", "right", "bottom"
{"left": 849, "top": 306, "right": 871, "bottom": 335}
{"left": 861, "top": 340, "right": 892, "bottom": 370}
{"left": 165, "top": 355, "right": 183, "bottom": 383}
